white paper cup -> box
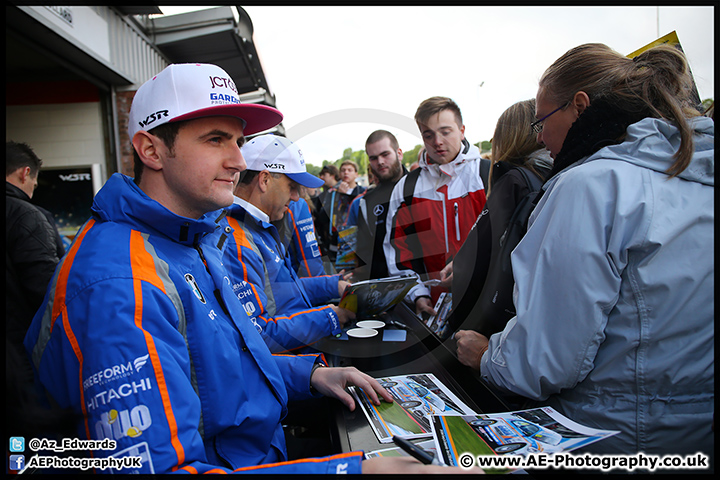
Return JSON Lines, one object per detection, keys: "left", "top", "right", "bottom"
{"left": 346, "top": 328, "right": 378, "bottom": 338}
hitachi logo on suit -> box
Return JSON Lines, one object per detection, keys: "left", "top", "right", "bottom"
{"left": 86, "top": 378, "right": 153, "bottom": 411}
{"left": 233, "top": 280, "right": 255, "bottom": 301}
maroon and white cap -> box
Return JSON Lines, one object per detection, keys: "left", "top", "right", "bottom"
{"left": 128, "top": 63, "right": 282, "bottom": 139}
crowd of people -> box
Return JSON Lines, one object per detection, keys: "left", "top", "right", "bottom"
{"left": 8, "top": 40, "right": 714, "bottom": 473}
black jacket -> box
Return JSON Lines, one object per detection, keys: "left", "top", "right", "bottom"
{"left": 36, "top": 204, "right": 66, "bottom": 258}
{"left": 450, "top": 155, "right": 552, "bottom": 333}
{"left": 353, "top": 167, "right": 408, "bottom": 281}
{"left": 6, "top": 181, "right": 60, "bottom": 349}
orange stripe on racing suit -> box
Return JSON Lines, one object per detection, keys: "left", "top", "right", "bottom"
{"left": 50, "top": 219, "right": 95, "bottom": 333}
{"left": 129, "top": 230, "right": 186, "bottom": 470}
{"left": 232, "top": 451, "right": 363, "bottom": 472}
{"left": 227, "top": 216, "right": 265, "bottom": 313}
{"left": 46, "top": 219, "right": 95, "bottom": 442}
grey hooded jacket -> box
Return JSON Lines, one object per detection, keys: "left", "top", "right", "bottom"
{"left": 481, "top": 116, "right": 714, "bottom": 457}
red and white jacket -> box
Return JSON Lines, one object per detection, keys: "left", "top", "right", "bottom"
{"left": 384, "top": 141, "right": 486, "bottom": 303}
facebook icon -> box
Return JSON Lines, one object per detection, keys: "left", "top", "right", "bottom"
{"left": 9, "top": 455, "right": 25, "bottom": 472}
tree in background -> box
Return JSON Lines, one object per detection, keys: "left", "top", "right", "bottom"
{"left": 401, "top": 144, "right": 422, "bottom": 168}
{"left": 306, "top": 163, "right": 322, "bottom": 177}
{"left": 315, "top": 149, "right": 369, "bottom": 177}
{"left": 478, "top": 140, "right": 492, "bottom": 154}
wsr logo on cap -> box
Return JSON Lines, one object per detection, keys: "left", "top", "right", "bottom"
{"left": 129, "top": 63, "right": 282, "bottom": 139}
{"left": 241, "top": 135, "right": 324, "bottom": 189}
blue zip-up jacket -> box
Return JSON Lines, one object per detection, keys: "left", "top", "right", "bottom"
{"left": 222, "top": 198, "right": 343, "bottom": 353}
{"left": 346, "top": 190, "right": 364, "bottom": 228}
{"left": 481, "top": 117, "right": 714, "bottom": 456}
{"left": 24, "top": 173, "right": 363, "bottom": 474}
{"left": 275, "top": 197, "right": 325, "bottom": 277}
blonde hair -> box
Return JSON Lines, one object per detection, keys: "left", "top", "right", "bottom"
{"left": 339, "top": 160, "right": 359, "bottom": 172}
{"left": 539, "top": 43, "right": 700, "bottom": 177}
{"left": 488, "top": 99, "right": 543, "bottom": 193}
{"left": 414, "top": 96, "right": 463, "bottom": 128}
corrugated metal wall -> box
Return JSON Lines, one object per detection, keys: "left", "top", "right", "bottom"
{"left": 91, "top": 7, "right": 168, "bottom": 88}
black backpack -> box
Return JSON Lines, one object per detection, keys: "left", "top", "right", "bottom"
{"left": 445, "top": 165, "right": 544, "bottom": 339}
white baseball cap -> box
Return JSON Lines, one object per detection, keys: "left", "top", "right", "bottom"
{"left": 128, "top": 63, "right": 283, "bottom": 139}
{"left": 241, "top": 135, "right": 324, "bottom": 188}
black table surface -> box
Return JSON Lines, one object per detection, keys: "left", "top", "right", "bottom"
{"left": 313, "top": 301, "right": 512, "bottom": 455}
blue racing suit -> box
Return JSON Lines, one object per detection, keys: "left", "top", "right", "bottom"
{"left": 278, "top": 198, "right": 325, "bottom": 277}
{"left": 24, "top": 173, "right": 363, "bottom": 474}
{"left": 222, "top": 198, "right": 344, "bottom": 353}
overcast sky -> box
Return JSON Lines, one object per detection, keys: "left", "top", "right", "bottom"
{"left": 161, "top": 6, "right": 714, "bottom": 167}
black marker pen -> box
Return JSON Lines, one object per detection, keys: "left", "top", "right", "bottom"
{"left": 392, "top": 436, "right": 442, "bottom": 466}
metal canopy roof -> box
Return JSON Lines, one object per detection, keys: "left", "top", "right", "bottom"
{"left": 115, "top": 6, "right": 163, "bottom": 16}
{"left": 149, "top": 6, "right": 273, "bottom": 100}
{"left": 149, "top": 6, "right": 283, "bottom": 134}
{"left": 7, "top": 6, "right": 277, "bottom": 106}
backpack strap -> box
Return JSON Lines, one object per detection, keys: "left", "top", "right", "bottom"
{"left": 516, "top": 165, "right": 544, "bottom": 193}
{"left": 328, "top": 189, "right": 336, "bottom": 234}
{"left": 479, "top": 157, "right": 491, "bottom": 189}
{"left": 397, "top": 166, "right": 426, "bottom": 276}
{"left": 402, "top": 166, "right": 422, "bottom": 208}
{"left": 498, "top": 166, "right": 543, "bottom": 249}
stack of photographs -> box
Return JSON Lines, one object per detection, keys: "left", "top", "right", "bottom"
{"left": 352, "top": 374, "right": 619, "bottom": 469}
